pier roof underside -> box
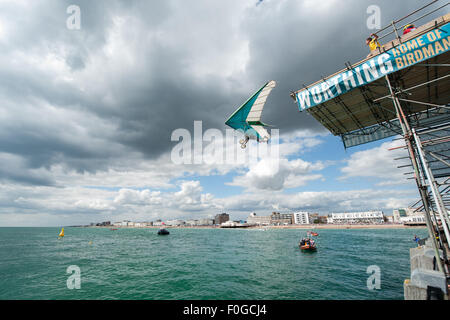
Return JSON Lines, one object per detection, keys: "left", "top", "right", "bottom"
{"left": 306, "top": 50, "right": 450, "bottom": 148}
{"left": 418, "top": 124, "right": 450, "bottom": 179}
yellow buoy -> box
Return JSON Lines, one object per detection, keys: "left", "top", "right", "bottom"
{"left": 58, "top": 227, "right": 64, "bottom": 238}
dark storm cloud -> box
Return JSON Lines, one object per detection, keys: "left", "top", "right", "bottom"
{"left": 0, "top": 0, "right": 442, "bottom": 185}
{"left": 240, "top": 0, "right": 440, "bottom": 132}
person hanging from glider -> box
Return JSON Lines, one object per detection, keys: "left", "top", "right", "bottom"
{"left": 225, "top": 80, "right": 276, "bottom": 149}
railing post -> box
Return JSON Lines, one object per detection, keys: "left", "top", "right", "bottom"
{"left": 392, "top": 21, "right": 401, "bottom": 43}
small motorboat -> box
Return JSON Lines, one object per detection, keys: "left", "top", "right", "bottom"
{"left": 157, "top": 228, "right": 170, "bottom": 235}
{"left": 310, "top": 232, "right": 319, "bottom": 236}
{"left": 299, "top": 238, "right": 317, "bottom": 252}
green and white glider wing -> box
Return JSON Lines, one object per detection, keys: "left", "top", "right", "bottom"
{"left": 225, "top": 80, "right": 276, "bottom": 140}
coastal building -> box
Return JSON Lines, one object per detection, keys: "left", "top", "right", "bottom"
{"left": 133, "top": 222, "right": 151, "bottom": 227}
{"left": 198, "top": 218, "right": 214, "bottom": 226}
{"left": 393, "top": 208, "right": 409, "bottom": 223}
{"left": 293, "top": 212, "right": 310, "bottom": 225}
{"left": 214, "top": 213, "right": 229, "bottom": 225}
{"left": 246, "top": 213, "right": 271, "bottom": 226}
{"left": 318, "top": 216, "right": 328, "bottom": 224}
{"left": 392, "top": 208, "right": 426, "bottom": 225}
{"left": 401, "top": 215, "right": 426, "bottom": 225}
{"left": 306, "top": 213, "right": 327, "bottom": 224}
{"left": 393, "top": 208, "right": 426, "bottom": 223}
{"left": 153, "top": 220, "right": 164, "bottom": 226}
{"left": 308, "top": 213, "right": 319, "bottom": 222}
{"left": 185, "top": 220, "right": 198, "bottom": 226}
{"left": 270, "top": 212, "right": 293, "bottom": 225}
{"left": 385, "top": 216, "right": 394, "bottom": 224}
{"left": 94, "top": 221, "right": 111, "bottom": 226}
{"left": 329, "top": 211, "right": 384, "bottom": 224}
{"left": 166, "top": 219, "right": 185, "bottom": 226}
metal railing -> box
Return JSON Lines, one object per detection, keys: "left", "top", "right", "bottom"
{"left": 374, "top": 0, "right": 450, "bottom": 42}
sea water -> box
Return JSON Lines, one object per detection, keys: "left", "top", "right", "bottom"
{"left": 0, "top": 227, "right": 427, "bottom": 300}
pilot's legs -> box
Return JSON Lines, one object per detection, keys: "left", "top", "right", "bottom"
{"left": 240, "top": 136, "right": 249, "bottom": 149}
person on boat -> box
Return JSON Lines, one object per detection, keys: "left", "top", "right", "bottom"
{"left": 413, "top": 235, "right": 420, "bottom": 243}
{"left": 403, "top": 24, "right": 416, "bottom": 35}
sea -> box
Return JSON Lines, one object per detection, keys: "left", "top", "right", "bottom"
{"left": 0, "top": 227, "right": 428, "bottom": 300}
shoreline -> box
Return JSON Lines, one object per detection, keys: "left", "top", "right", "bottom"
{"left": 88, "top": 224, "right": 426, "bottom": 230}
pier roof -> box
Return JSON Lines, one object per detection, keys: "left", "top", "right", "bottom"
{"left": 292, "top": 13, "right": 450, "bottom": 148}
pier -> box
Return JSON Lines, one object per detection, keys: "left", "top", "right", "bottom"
{"left": 292, "top": 1, "right": 450, "bottom": 299}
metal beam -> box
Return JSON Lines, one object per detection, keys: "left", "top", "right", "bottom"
{"left": 374, "top": 74, "right": 450, "bottom": 103}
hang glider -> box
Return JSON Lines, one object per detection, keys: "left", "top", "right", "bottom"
{"left": 225, "top": 80, "right": 276, "bottom": 149}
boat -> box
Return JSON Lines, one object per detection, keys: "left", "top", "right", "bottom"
{"left": 157, "top": 228, "right": 170, "bottom": 235}
{"left": 110, "top": 228, "right": 118, "bottom": 231}
{"left": 219, "top": 221, "right": 250, "bottom": 228}
{"left": 299, "top": 238, "right": 317, "bottom": 251}
{"left": 58, "top": 227, "right": 64, "bottom": 239}
{"left": 299, "top": 231, "right": 318, "bottom": 251}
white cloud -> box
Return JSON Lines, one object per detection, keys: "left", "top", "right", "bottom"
{"left": 114, "top": 189, "right": 162, "bottom": 206}
{"left": 218, "top": 188, "right": 417, "bottom": 217}
{"left": 228, "top": 157, "right": 325, "bottom": 191}
{"left": 74, "top": 199, "right": 115, "bottom": 211}
{"left": 340, "top": 139, "right": 411, "bottom": 185}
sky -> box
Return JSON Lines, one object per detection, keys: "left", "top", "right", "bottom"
{"left": 0, "top": 0, "right": 445, "bottom": 226}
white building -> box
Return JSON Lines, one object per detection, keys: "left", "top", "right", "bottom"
{"left": 166, "top": 219, "right": 185, "bottom": 226}
{"left": 293, "top": 212, "right": 310, "bottom": 225}
{"left": 133, "top": 222, "right": 151, "bottom": 227}
{"left": 246, "top": 213, "right": 271, "bottom": 226}
{"left": 400, "top": 215, "right": 426, "bottom": 224}
{"left": 185, "top": 220, "right": 198, "bottom": 226}
{"left": 329, "top": 211, "right": 384, "bottom": 224}
{"left": 198, "top": 218, "right": 214, "bottom": 226}
{"left": 393, "top": 208, "right": 425, "bottom": 223}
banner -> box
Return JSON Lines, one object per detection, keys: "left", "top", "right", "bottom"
{"left": 295, "top": 22, "right": 450, "bottom": 111}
